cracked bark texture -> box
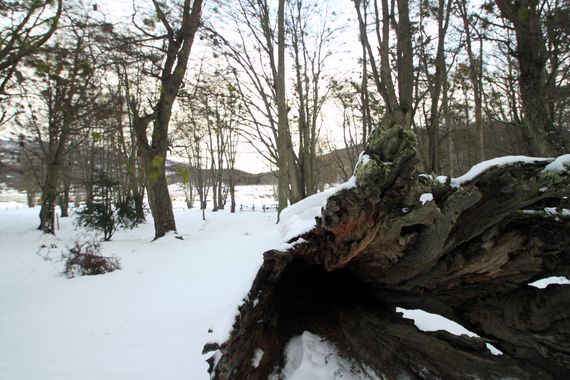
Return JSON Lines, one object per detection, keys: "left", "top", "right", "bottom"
{"left": 204, "top": 125, "right": 570, "bottom": 379}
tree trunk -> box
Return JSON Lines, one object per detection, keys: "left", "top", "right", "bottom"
{"left": 205, "top": 125, "right": 570, "bottom": 379}
{"left": 229, "top": 170, "right": 236, "bottom": 213}
{"left": 140, "top": 150, "right": 176, "bottom": 239}
{"left": 133, "top": 186, "right": 146, "bottom": 222}
{"left": 59, "top": 183, "right": 69, "bottom": 217}
{"left": 26, "top": 189, "right": 35, "bottom": 208}
{"left": 353, "top": 0, "right": 415, "bottom": 130}
{"left": 443, "top": 69, "right": 455, "bottom": 177}
{"left": 211, "top": 158, "right": 218, "bottom": 212}
{"left": 276, "top": 0, "right": 289, "bottom": 217}
{"left": 131, "top": 0, "right": 203, "bottom": 239}
{"left": 287, "top": 145, "right": 303, "bottom": 204}
{"left": 495, "top": 0, "right": 562, "bottom": 156}
{"left": 458, "top": 0, "right": 485, "bottom": 162}
{"left": 217, "top": 179, "right": 224, "bottom": 210}
{"left": 39, "top": 186, "right": 57, "bottom": 234}
{"left": 360, "top": 26, "right": 370, "bottom": 143}
{"left": 39, "top": 153, "right": 63, "bottom": 233}
{"left": 395, "top": 0, "right": 414, "bottom": 129}
{"left": 427, "top": 0, "right": 452, "bottom": 173}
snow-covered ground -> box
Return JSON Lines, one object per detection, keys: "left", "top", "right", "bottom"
{"left": 0, "top": 183, "right": 366, "bottom": 380}
{"left": 0, "top": 190, "right": 280, "bottom": 380}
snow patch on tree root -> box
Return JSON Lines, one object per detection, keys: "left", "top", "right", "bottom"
{"left": 528, "top": 276, "right": 570, "bottom": 289}
{"left": 272, "top": 331, "right": 380, "bottom": 380}
{"left": 396, "top": 307, "right": 503, "bottom": 356}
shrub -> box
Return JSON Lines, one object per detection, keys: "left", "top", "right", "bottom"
{"left": 76, "top": 171, "right": 140, "bottom": 241}
{"left": 63, "top": 240, "right": 120, "bottom": 278}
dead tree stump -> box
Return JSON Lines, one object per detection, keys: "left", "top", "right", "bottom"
{"left": 205, "top": 125, "right": 570, "bottom": 379}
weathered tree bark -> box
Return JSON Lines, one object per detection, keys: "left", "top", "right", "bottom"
{"left": 205, "top": 124, "right": 570, "bottom": 379}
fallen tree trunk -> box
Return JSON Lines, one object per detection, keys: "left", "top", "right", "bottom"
{"left": 205, "top": 125, "right": 570, "bottom": 379}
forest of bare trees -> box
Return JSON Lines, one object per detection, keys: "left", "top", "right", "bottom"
{"left": 0, "top": 0, "right": 568, "bottom": 240}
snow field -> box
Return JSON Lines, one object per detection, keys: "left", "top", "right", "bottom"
{"left": 0, "top": 202, "right": 278, "bottom": 380}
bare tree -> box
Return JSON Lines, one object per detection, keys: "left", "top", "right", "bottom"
{"left": 402, "top": 0, "right": 468, "bottom": 174}
{"left": 225, "top": 118, "right": 239, "bottom": 213}
{"left": 207, "top": 0, "right": 340, "bottom": 210}
{"left": 202, "top": 72, "right": 243, "bottom": 212}
{"left": 457, "top": 0, "right": 486, "bottom": 162}
{"left": 22, "top": 18, "right": 110, "bottom": 233}
{"left": 129, "top": 0, "right": 204, "bottom": 239}
{"left": 326, "top": 77, "right": 373, "bottom": 181}
{"left": 422, "top": 0, "right": 454, "bottom": 172}
{"left": 173, "top": 94, "right": 212, "bottom": 221}
{"left": 276, "top": 0, "right": 290, "bottom": 214}
{"left": 0, "top": 0, "right": 63, "bottom": 95}
{"left": 287, "top": 0, "right": 341, "bottom": 197}
{"left": 204, "top": 0, "right": 294, "bottom": 211}
{"left": 115, "top": 62, "right": 146, "bottom": 222}
{"left": 353, "top": 0, "right": 415, "bottom": 129}
{"left": 494, "top": 0, "right": 568, "bottom": 156}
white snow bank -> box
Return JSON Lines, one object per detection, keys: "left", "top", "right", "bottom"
{"left": 528, "top": 276, "right": 570, "bottom": 289}
{"left": 278, "top": 177, "right": 356, "bottom": 243}
{"left": 396, "top": 307, "right": 502, "bottom": 356}
{"left": 543, "top": 154, "right": 570, "bottom": 172}
{"left": 451, "top": 156, "right": 550, "bottom": 187}
{"left": 275, "top": 331, "right": 379, "bottom": 380}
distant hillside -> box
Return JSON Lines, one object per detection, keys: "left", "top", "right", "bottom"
{"left": 1, "top": 137, "right": 360, "bottom": 194}
{"left": 0, "top": 138, "right": 37, "bottom": 192}
{"left": 166, "top": 161, "right": 277, "bottom": 186}
{"left": 316, "top": 145, "right": 363, "bottom": 185}
{"left": 165, "top": 146, "right": 363, "bottom": 189}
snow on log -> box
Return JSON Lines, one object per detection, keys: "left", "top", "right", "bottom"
{"left": 204, "top": 125, "right": 570, "bottom": 379}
